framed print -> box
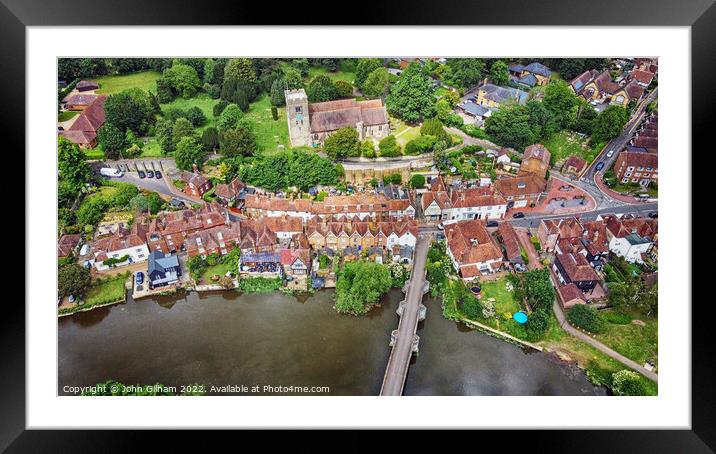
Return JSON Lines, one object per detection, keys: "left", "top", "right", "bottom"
{"left": 5, "top": 0, "right": 712, "bottom": 450}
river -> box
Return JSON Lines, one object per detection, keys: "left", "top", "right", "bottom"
{"left": 58, "top": 289, "right": 605, "bottom": 396}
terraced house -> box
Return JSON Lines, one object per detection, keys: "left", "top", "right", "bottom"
{"left": 304, "top": 216, "right": 418, "bottom": 252}
{"left": 244, "top": 193, "right": 415, "bottom": 221}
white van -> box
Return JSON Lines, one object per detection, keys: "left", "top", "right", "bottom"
{"left": 100, "top": 167, "right": 123, "bottom": 178}
{"left": 606, "top": 149, "right": 615, "bottom": 158}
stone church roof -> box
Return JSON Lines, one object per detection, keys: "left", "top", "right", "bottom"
{"left": 308, "top": 98, "right": 389, "bottom": 133}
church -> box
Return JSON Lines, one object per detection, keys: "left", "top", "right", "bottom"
{"left": 285, "top": 88, "right": 391, "bottom": 148}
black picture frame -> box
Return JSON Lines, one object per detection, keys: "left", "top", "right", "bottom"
{"left": 5, "top": 0, "right": 709, "bottom": 450}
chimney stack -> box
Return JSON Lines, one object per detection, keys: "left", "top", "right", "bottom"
{"left": 192, "top": 163, "right": 199, "bottom": 174}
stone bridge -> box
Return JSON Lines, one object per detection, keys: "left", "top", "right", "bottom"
{"left": 379, "top": 233, "right": 431, "bottom": 396}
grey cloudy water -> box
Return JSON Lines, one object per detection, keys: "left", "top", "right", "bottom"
{"left": 58, "top": 290, "right": 604, "bottom": 396}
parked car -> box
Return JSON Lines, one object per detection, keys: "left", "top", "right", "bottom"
{"left": 595, "top": 162, "right": 605, "bottom": 171}
{"left": 135, "top": 272, "right": 144, "bottom": 285}
{"left": 486, "top": 220, "right": 499, "bottom": 227}
{"left": 169, "top": 198, "right": 186, "bottom": 208}
{"left": 155, "top": 170, "right": 162, "bottom": 179}
{"left": 138, "top": 170, "right": 146, "bottom": 179}
{"left": 437, "top": 223, "right": 444, "bottom": 230}
{"left": 606, "top": 149, "right": 615, "bottom": 158}
{"left": 100, "top": 167, "right": 123, "bottom": 178}
{"left": 648, "top": 211, "right": 658, "bottom": 218}
{"left": 147, "top": 170, "right": 154, "bottom": 178}
{"left": 512, "top": 212, "right": 525, "bottom": 218}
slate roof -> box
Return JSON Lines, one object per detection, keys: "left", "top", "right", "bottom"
{"left": 479, "top": 84, "right": 528, "bottom": 105}
{"left": 523, "top": 62, "right": 552, "bottom": 77}
{"left": 556, "top": 253, "right": 599, "bottom": 282}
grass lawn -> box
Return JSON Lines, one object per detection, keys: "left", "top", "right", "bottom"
{"left": 58, "top": 110, "right": 79, "bottom": 122}
{"left": 243, "top": 94, "right": 289, "bottom": 154}
{"left": 544, "top": 130, "right": 603, "bottom": 165}
{"left": 93, "top": 70, "right": 161, "bottom": 94}
{"left": 199, "top": 261, "right": 236, "bottom": 284}
{"left": 306, "top": 67, "right": 356, "bottom": 84}
{"left": 84, "top": 147, "right": 105, "bottom": 160}
{"left": 84, "top": 273, "right": 128, "bottom": 307}
{"left": 540, "top": 315, "right": 657, "bottom": 395}
{"left": 86, "top": 185, "right": 118, "bottom": 202}
{"left": 394, "top": 125, "right": 421, "bottom": 147}
{"left": 160, "top": 94, "right": 219, "bottom": 132}
{"left": 138, "top": 137, "right": 165, "bottom": 157}
{"left": 480, "top": 278, "right": 522, "bottom": 315}
{"left": 593, "top": 309, "right": 658, "bottom": 367}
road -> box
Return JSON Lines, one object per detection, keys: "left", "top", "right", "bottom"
{"left": 510, "top": 201, "right": 658, "bottom": 229}
{"left": 380, "top": 233, "right": 431, "bottom": 396}
{"left": 583, "top": 88, "right": 658, "bottom": 180}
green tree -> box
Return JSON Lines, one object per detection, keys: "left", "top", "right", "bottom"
{"left": 224, "top": 58, "right": 257, "bottom": 83}
{"left": 129, "top": 194, "right": 150, "bottom": 213}
{"left": 405, "top": 135, "right": 437, "bottom": 155}
{"left": 446, "top": 58, "right": 486, "bottom": 89}
{"left": 420, "top": 118, "right": 451, "bottom": 145}
{"left": 110, "top": 183, "right": 139, "bottom": 208}
{"left": 201, "top": 127, "right": 220, "bottom": 152}
{"left": 386, "top": 62, "right": 436, "bottom": 123}
{"left": 489, "top": 60, "right": 509, "bottom": 86}
{"left": 306, "top": 74, "right": 338, "bottom": 102}
{"left": 155, "top": 119, "right": 175, "bottom": 154}
{"left": 221, "top": 126, "right": 257, "bottom": 157}
{"left": 323, "top": 127, "right": 359, "bottom": 160}
{"left": 203, "top": 58, "right": 216, "bottom": 84}
{"left": 361, "top": 140, "right": 376, "bottom": 158}
{"left": 592, "top": 105, "right": 629, "bottom": 143}
{"left": 163, "top": 63, "right": 202, "bottom": 98}
{"left": 378, "top": 135, "right": 401, "bottom": 157}
{"left": 611, "top": 370, "right": 646, "bottom": 396}
{"left": 355, "top": 58, "right": 382, "bottom": 88}
{"left": 174, "top": 136, "right": 206, "bottom": 171}
{"left": 567, "top": 304, "right": 607, "bottom": 333}
{"left": 334, "top": 80, "right": 354, "bottom": 98}
{"left": 217, "top": 104, "right": 244, "bottom": 132}
{"left": 283, "top": 67, "right": 303, "bottom": 90}
{"left": 362, "top": 67, "right": 390, "bottom": 98}
{"left": 75, "top": 197, "right": 107, "bottom": 227}
{"left": 104, "top": 88, "right": 155, "bottom": 135}
{"left": 270, "top": 77, "right": 286, "bottom": 106}
{"left": 543, "top": 80, "right": 581, "bottom": 129}
{"left": 335, "top": 261, "right": 392, "bottom": 315}
{"left": 58, "top": 263, "right": 92, "bottom": 299}
{"left": 185, "top": 106, "right": 206, "bottom": 127}
{"left": 57, "top": 137, "right": 91, "bottom": 192}
{"left": 172, "top": 117, "right": 196, "bottom": 145}
{"left": 409, "top": 174, "right": 426, "bottom": 189}
{"left": 485, "top": 104, "right": 537, "bottom": 150}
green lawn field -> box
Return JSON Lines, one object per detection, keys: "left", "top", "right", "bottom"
{"left": 93, "top": 70, "right": 161, "bottom": 94}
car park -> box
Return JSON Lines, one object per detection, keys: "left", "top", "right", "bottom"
{"left": 138, "top": 170, "right": 146, "bottom": 179}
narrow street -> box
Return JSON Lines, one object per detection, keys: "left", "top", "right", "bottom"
{"left": 515, "top": 228, "right": 542, "bottom": 270}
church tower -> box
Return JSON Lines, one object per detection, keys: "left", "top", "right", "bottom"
{"left": 285, "top": 89, "right": 310, "bottom": 147}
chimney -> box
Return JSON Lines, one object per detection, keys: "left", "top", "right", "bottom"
{"left": 192, "top": 163, "right": 199, "bottom": 174}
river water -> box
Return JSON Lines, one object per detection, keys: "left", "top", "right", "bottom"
{"left": 58, "top": 289, "right": 605, "bottom": 396}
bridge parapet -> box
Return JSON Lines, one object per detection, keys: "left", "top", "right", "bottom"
{"left": 411, "top": 334, "right": 420, "bottom": 354}
{"left": 422, "top": 280, "right": 430, "bottom": 295}
{"left": 418, "top": 304, "right": 427, "bottom": 322}
{"left": 389, "top": 329, "right": 399, "bottom": 347}
{"left": 396, "top": 300, "right": 407, "bottom": 317}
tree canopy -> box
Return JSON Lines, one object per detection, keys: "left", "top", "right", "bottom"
{"left": 174, "top": 136, "right": 206, "bottom": 171}
{"left": 306, "top": 74, "right": 339, "bottom": 102}
{"left": 239, "top": 149, "right": 340, "bottom": 191}
{"left": 335, "top": 261, "right": 393, "bottom": 315}
{"left": 323, "top": 127, "right": 359, "bottom": 160}
{"left": 386, "top": 62, "right": 436, "bottom": 123}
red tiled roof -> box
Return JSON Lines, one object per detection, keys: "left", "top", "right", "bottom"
{"left": 445, "top": 220, "right": 503, "bottom": 266}
{"left": 494, "top": 175, "right": 547, "bottom": 197}
{"left": 556, "top": 253, "right": 599, "bottom": 282}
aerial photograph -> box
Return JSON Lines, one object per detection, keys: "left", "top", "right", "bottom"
{"left": 56, "top": 57, "right": 658, "bottom": 397}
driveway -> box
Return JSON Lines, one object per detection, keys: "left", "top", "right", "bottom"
{"left": 515, "top": 228, "right": 542, "bottom": 270}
